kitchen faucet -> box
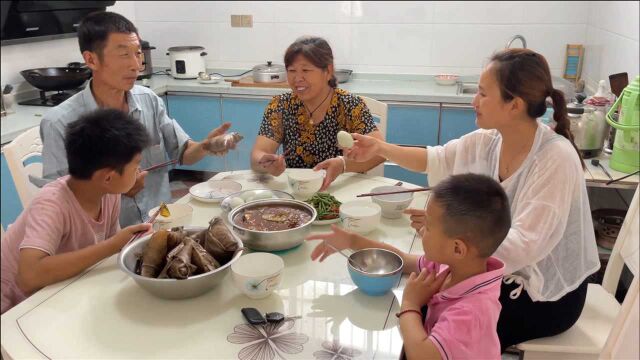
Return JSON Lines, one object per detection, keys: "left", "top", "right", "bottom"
{"left": 505, "top": 35, "right": 527, "bottom": 49}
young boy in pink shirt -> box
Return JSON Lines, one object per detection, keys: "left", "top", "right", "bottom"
{"left": 307, "top": 173, "right": 511, "bottom": 359}
{"left": 1, "top": 109, "right": 152, "bottom": 314}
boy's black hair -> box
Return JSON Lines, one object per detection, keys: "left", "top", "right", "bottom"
{"left": 65, "top": 109, "right": 149, "bottom": 179}
{"left": 431, "top": 174, "right": 511, "bottom": 257}
{"left": 78, "top": 11, "right": 138, "bottom": 57}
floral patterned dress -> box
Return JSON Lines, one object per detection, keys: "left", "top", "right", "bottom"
{"left": 258, "top": 88, "right": 378, "bottom": 168}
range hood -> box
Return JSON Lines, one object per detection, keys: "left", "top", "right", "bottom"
{"left": 1, "top": 1, "right": 115, "bottom": 46}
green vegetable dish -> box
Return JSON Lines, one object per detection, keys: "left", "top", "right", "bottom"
{"left": 305, "top": 193, "right": 342, "bottom": 220}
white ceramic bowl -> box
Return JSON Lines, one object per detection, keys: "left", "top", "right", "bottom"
{"left": 370, "top": 186, "right": 414, "bottom": 219}
{"left": 435, "top": 74, "right": 459, "bottom": 86}
{"left": 148, "top": 203, "right": 193, "bottom": 230}
{"left": 189, "top": 179, "right": 242, "bottom": 203}
{"left": 339, "top": 200, "right": 382, "bottom": 235}
{"left": 231, "top": 252, "right": 284, "bottom": 299}
{"left": 287, "top": 169, "right": 325, "bottom": 198}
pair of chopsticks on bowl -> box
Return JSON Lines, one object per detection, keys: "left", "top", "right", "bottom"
{"left": 357, "top": 186, "right": 432, "bottom": 197}
{"left": 259, "top": 148, "right": 292, "bottom": 166}
{"left": 141, "top": 159, "right": 178, "bottom": 172}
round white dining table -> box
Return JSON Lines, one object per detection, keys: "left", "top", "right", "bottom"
{"left": 1, "top": 170, "right": 430, "bottom": 360}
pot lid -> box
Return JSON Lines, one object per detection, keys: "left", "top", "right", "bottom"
{"left": 253, "top": 61, "right": 286, "bottom": 74}
{"left": 167, "top": 46, "right": 205, "bottom": 52}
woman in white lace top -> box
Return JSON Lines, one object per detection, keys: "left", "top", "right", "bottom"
{"left": 344, "top": 48, "right": 600, "bottom": 351}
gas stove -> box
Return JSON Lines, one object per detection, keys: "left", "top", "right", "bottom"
{"left": 18, "top": 88, "right": 83, "bottom": 107}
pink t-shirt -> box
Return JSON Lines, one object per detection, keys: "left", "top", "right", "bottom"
{"left": 1, "top": 176, "right": 120, "bottom": 314}
{"left": 417, "top": 256, "right": 504, "bottom": 360}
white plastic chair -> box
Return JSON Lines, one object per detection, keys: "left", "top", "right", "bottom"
{"left": 516, "top": 186, "right": 640, "bottom": 360}
{"left": 3, "top": 126, "right": 43, "bottom": 208}
{"left": 360, "top": 96, "right": 387, "bottom": 177}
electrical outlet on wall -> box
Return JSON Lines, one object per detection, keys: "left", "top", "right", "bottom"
{"left": 241, "top": 15, "right": 253, "bottom": 28}
{"left": 231, "top": 14, "right": 253, "bottom": 28}
{"left": 230, "top": 15, "right": 242, "bottom": 27}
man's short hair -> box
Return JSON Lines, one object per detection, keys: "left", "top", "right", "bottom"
{"left": 65, "top": 109, "right": 149, "bottom": 179}
{"left": 431, "top": 173, "right": 511, "bottom": 257}
{"left": 78, "top": 11, "right": 138, "bottom": 57}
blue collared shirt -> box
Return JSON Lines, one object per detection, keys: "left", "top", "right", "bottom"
{"left": 39, "top": 81, "right": 190, "bottom": 227}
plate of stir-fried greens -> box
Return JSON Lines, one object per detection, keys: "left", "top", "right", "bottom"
{"left": 305, "top": 193, "right": 342, "bottom": 225}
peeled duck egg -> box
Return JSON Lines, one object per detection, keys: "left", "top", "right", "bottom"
{"left": 337, "top": 130, "right": 354, "bottom": 148}
{"left": 252, "top": 191, "right": 274, "bottom": 201}
{"left": 228, "top": 197, "right": 245, "bottom": 209}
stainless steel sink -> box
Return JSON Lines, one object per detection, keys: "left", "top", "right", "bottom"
{"left": 457, "top": 82, "right": 478, "bottom": 95}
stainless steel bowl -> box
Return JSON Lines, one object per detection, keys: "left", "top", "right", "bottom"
{"left": 335, "top": 69, "right": 353, "bottom": 83}
{"left": 228, "top": 199, "right": 317, "bottom": 251}
{"left": 349, "top": 248, "right": 404, "bottom": 277}
{"left": 118, "top": 226, "right": 244, "bottom": 300}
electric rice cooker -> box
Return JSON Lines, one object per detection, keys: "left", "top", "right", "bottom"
{"left": 166, "top": 46, "right": 207, "bottom": 79}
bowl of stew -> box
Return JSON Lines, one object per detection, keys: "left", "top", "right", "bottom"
{"left": 228, "top": 199, "right": 317, "bottom": 251}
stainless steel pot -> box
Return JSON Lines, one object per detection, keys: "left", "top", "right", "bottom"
{"left": 228, "top": 199, "right": 316, "bottom": 251}
{"left": 252, "top": 61, "right": 287, "bottom": 83}
{"left": 568, "top": 99, "right": 610, "bottom": 158}
{"left": 335, "top": 69, "right": 352, "bottom": 83}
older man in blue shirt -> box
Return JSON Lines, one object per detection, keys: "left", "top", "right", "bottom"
{"left": 40, "top": 11, "right": 230, "bottom": 226}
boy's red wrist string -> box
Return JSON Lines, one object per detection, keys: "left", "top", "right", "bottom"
{"left": 396, "top": 309, "right": 422, "bottom": 318}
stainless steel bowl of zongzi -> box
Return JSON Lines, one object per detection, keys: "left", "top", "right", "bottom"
{"left": 118, "top": 226, "right": 244, "bottom": 300}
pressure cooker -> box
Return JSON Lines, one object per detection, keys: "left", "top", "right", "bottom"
{"left": 166, "top": 46, "right": 207, "bottom": 79}
{"left": 252, "top": 61, "right": 287, "bottom": 83}
{"left": 138, "top": 40, "right": 156, "bottom": 80}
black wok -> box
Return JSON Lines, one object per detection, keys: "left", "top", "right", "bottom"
{"left": 20, "top": 67, "right": 92, "bottom": 91}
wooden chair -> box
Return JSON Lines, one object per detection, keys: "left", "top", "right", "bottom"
{"left": 516, "top": 186, "right": 639, "bottom": 360}
{"left": 359, "top": 96, "right": 387, "bottom": 177}
{"left": 3, "top": 127, "right": 43, "bottom": 208}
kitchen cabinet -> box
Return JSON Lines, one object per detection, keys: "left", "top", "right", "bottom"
{"left": 221, "top": 96, "right": 270, "bottom": 171}
{"left": 387, "top": 103, "right": 439, "bottom": 146}
{"left": 166, "top": 93, "right": 224, "bottom": 172}
{"left": 1, "top": 151, "right": 23, "bottom": 229}
{"left": 384, "top": 103, "right": 438, "bottom": 185}
{"left": 439, "top": 104, "right": 477, "bottom": 144}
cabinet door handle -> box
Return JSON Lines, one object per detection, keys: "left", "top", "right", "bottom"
{"left": 384, "top": 101, "right": 440, "bottom": 108}
{"left": 25, "top": 27, "right": 40, "bottom": 32}
{"left": 441, "top": 104, "right": 475, "bottom": 110}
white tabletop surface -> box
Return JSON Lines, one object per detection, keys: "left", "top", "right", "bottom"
{"left": 1, "top": 170, "right": 430, "bottom": 360}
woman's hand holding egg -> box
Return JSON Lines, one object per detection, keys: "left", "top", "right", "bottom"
{"left": 343, "top": 133, "right": 381, "bottom": 163}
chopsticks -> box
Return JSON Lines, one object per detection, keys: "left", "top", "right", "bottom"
{"left": 141, "top": 159, "right": 178, "bottom": 172}
{"left": 258, "top": 148, "right": 292, "bottom": 166}
{"left": 356, "top": 187, "right": 432, "bottom": 197}
{"left": 124, "top": 207, "right": 161, "bottom": 248}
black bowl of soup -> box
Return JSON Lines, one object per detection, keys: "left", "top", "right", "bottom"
{"left": 228, "top": 199, "right": 317, "bottom": 251}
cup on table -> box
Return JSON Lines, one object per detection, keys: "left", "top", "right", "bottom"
{"left": 148, "top": 203, "right": 193, "bottom": 230}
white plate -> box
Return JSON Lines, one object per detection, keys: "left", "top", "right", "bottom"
{"left": 189, "top": 179, "right": 242, "bottom": 203}
{"left": 197, "top": 75, "right": 222, "bottom": 84}
{"left": 313, "top": 217, "right": 341, "bottom": 226}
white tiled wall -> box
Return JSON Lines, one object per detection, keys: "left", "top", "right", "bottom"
{"left": 2, "top": 1, "right": 638, "bottom": 90}
{"left": 134, "top": 1, "right": 592, "bottom": 77}
{"left": 583, "top": 1, "right": 639, "bottom": 90}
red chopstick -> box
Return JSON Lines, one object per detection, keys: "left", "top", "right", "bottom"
{"left": 142, "top": 159, "right": 178, "bottom": 172}
{"left": 356, "top": 187, "right": 432, "bottom": 197}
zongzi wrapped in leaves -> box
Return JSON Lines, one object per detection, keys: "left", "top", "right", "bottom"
{"left": 201, "top": 217, "right": 239, "bottom": 264}
{"left": 140, "top": 230, "right": 170, "bottom": 278}
{"left": 189, "top": 238, "right": 221, "bottom": 273}
{"left": 157, "top": 240, "right": 197, "bottom": 279}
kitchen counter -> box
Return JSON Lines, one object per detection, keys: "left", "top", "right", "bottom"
{"left": 0, "top": 70, "right": 575, "bottom": 145}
